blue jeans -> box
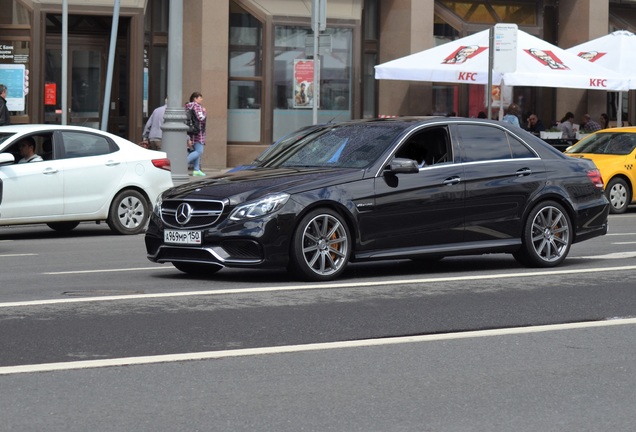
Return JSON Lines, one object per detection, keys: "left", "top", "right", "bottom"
{"left": 187, "top": 141, "right": 205, "bottom": 171}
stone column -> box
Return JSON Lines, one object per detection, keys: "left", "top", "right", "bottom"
{"left": 377, "top": 0, "right": 434, "bottom": 117}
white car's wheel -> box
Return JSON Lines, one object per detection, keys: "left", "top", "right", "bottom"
{"left": 107, "top": 189, "right": 149, "bottom": 235}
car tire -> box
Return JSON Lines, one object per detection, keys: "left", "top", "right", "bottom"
{"left": 513, "top": 200, "right": 572, "bottom": 268}
{"left": 288, "top": 208, "right": 351, "bottom": 281}
{"left": 46, "top": 221, "right": 80, "bottom": 232}
{"left": 107, "top": 189, "right": 149, "bottom": 235}
{"left": 173, "top": 262, "right": 222, "bottom": 275}
{"left": 606, "top": 178, "right": 630, "bottom": 214}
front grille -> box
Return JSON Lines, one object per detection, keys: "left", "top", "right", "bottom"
{"left": 161, "top": 199, "right": 225, "bottom": 228}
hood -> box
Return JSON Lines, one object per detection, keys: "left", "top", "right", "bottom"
{"left": 163, "top": 167, "right": 365, "bottom": 204}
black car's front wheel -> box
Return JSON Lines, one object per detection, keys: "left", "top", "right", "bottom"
{"left": 289, "top": 208, "right": 351, "bottom": 281}
{"left": 513, "top": 200, "right": 572, "bottom": 267}
{"left": 107, "top": 189, "right": 149, "bottom": 235}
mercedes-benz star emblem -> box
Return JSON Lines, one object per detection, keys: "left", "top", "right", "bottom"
{"left": 175, "top": 203, "right": 193, "bottom": 225}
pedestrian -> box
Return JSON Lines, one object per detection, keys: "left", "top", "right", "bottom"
{"left": 525, "top": 113, "right": 545, "bottom": 134}
{"left": 600, "top": 113, "right": 610, "bottom": 129}
{"left": 581, "top": 113, "right": 601, "bottom": 133}
{"left": 0, "top": 84, "right": 11, "bottom": 126}
{"left": 185, "top": 91, "right": 207, "bottom": 177}
{"left": 142, "top": 99, "right": 167, "bottom": 150}
{"left": 502, "top": 103, "right": 520, "bottom": 127}
{"left": 557, "top": 111, "right": 576, "bottom": 139}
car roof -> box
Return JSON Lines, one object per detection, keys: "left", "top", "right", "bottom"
{"left": 592, "top": 126, "right": 636, "bottom": 133}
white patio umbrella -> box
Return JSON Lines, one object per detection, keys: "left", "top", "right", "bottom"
{"left": 375, "top": 28, "right": 630, "bottom": 91}
{"left": 567, "top": 30, "right": 636, "bottom": 126}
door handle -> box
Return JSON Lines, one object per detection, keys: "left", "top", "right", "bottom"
{"left": 516, "top": 168, "right": 532, "bottom": 176}
{"left": 443, "top": 176, "right": 461, "bottom": 185}
{"left": 105, "top": 160, "right": 121, "bottom": 166}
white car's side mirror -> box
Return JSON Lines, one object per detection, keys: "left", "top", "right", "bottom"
{"left": 0, "top": 153, "right": 15, "bottom": 166}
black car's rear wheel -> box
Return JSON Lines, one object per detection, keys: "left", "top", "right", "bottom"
{"left": 289, "top": 208, "right": 351, "bottom": 281}
{"left": 513, "top": 200, "right": 572, "bottom": 267}
{"left": 46, "top": 221, "right": 80, "bottom": 232}
{"left": 173, "top": 262, "right": 222, "bottom": 276}
{"left": 606, "top": 177, "right": 630, "bottom": 214}
{"left": 107, "top": 189, "right": 149, "bottom": 235}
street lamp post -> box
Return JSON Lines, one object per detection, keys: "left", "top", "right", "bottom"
{"left": 161, "top": 0, "right": 189, "bottom": 185}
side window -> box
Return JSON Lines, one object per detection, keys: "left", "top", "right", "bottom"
{"left": 455, "top": 124, "right": 511, "bottom": 162}
{"left": 60, "top": 131, "right": 116, "bottom": 159}
{"left": 509, "top": 134, "right": 536, "bottom": 159}
{"left": 395, "top": 127, "right": 452, "bottom": 167}
{"left": 4, "top": 133, "right": 54, "bottom": 163}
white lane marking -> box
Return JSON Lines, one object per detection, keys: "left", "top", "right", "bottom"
{"left": 2, "top": 265, "right": 636, "bottom": 309}
{"left": 1, "top": 317, "right": 635, "bottom": 376}
{"left": 571, "top": 252, "right": 636, "bottom": 259}
{"left": 43, "top": 267, "right": 173, "bottom": 275}
{"left": 0, "top": 253, "right": 38, "bottom": 258}
{"left": 611, "top": 242, "right": 636, "bottom": 245}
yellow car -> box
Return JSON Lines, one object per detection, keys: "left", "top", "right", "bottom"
{"left": 565, "top": 127, "right": 636, "bottom": 213}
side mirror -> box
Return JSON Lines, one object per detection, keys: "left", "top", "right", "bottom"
{"left": 0, "top": 153, "right": 15, "bottom": 166}
{"left": 386, "top": 157, "right": 419, "bottom": 174}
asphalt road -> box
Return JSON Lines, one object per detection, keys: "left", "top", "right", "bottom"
{"left": 1, "top": 212, "right": 636, "bottom": 431}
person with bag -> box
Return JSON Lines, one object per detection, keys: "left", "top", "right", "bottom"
{"left": 142, "top": 99, "right": 167, "bottom": 150}
{"left": 185, "top": 91, "right": 206, "bottom": 176}
{"left": 0, "top": 84, "right": 11, "bottom": 126}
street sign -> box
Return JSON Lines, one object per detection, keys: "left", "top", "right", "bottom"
{"left": 493, "top": 23, "right": 517, "bottom": 73}
{"left": 312, "top": 0, "right": 326, "bottom": 32}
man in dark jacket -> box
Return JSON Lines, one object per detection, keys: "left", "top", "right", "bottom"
{"left": 0, "top": 84, "right": 10, "bottom": 126}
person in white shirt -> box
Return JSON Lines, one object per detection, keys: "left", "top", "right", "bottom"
{"left": 17, "top": 137, "right": 43, "bottom": 163}
{"left": 557, "top": 111, "right": 576, "bottom": 139}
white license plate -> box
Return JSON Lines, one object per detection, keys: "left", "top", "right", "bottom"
{"left": 164, "top": 229, "right": 202, "bottom": 245}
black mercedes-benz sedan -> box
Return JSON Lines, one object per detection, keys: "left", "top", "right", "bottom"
{"left": 145, "top": 117, "right": 609, "bottom": 281}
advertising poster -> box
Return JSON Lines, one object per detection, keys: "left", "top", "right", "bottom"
{"left": 0, "top": 63, "right": 26, "bottom": 111}
{"left": 488, "top": 84, "right": 512, "bottom": 108}
{"left": 293, "top": 59, "right": 319, "bottom": 109}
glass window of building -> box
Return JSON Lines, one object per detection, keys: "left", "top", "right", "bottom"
{"left": 228, "top": 3, "right": 263, "bottom": 143}
{"left": 273, "top": 26, "right": 352, "bottom": 140}
{"left": 0, "top": 1, "right": 32, "bottom": 121}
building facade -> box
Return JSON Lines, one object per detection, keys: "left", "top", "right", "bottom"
{"left": 2, "top": 0, "right": 636, "bottom": 170}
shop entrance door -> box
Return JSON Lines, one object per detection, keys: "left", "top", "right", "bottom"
{"left": 44, "top": 39, "right": 106, "bottom": 129}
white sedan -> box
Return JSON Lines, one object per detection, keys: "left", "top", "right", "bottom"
{"left": 0, "top": 124, "right": 173, "bottom": 234}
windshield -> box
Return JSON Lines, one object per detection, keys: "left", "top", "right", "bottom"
{"left": 254, "top": 125, "right": 324, "bottom": 164}
{"left": 0, "top": 133, "right": 16, "bottom": 148}
{"left": 261, "top": 123, "right": 405, "bottom": 169}
{"left": 567, "top": 132, "right": 636, "bottom": 155}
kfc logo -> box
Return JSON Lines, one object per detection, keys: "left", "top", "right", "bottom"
{"left": 442, "top": 45, "right": 487, "bottom": 64}
{"left": 589, "top": 79, "right": 608, "bottom": 87}
{"left": 526, "top": 48, "right": 569, "bottom": 70}
{"left": 577, "top": 51, "right": 607, "bottom": 62}
{"left": 457, "top": 72, "right": 478, "bottom": 81}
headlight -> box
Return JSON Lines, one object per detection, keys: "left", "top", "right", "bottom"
{"left": 229, "top": 193, "right": 290, "bottom": 221}
{"left": 153, "top": 194, "right": 163, "bottom": 217}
